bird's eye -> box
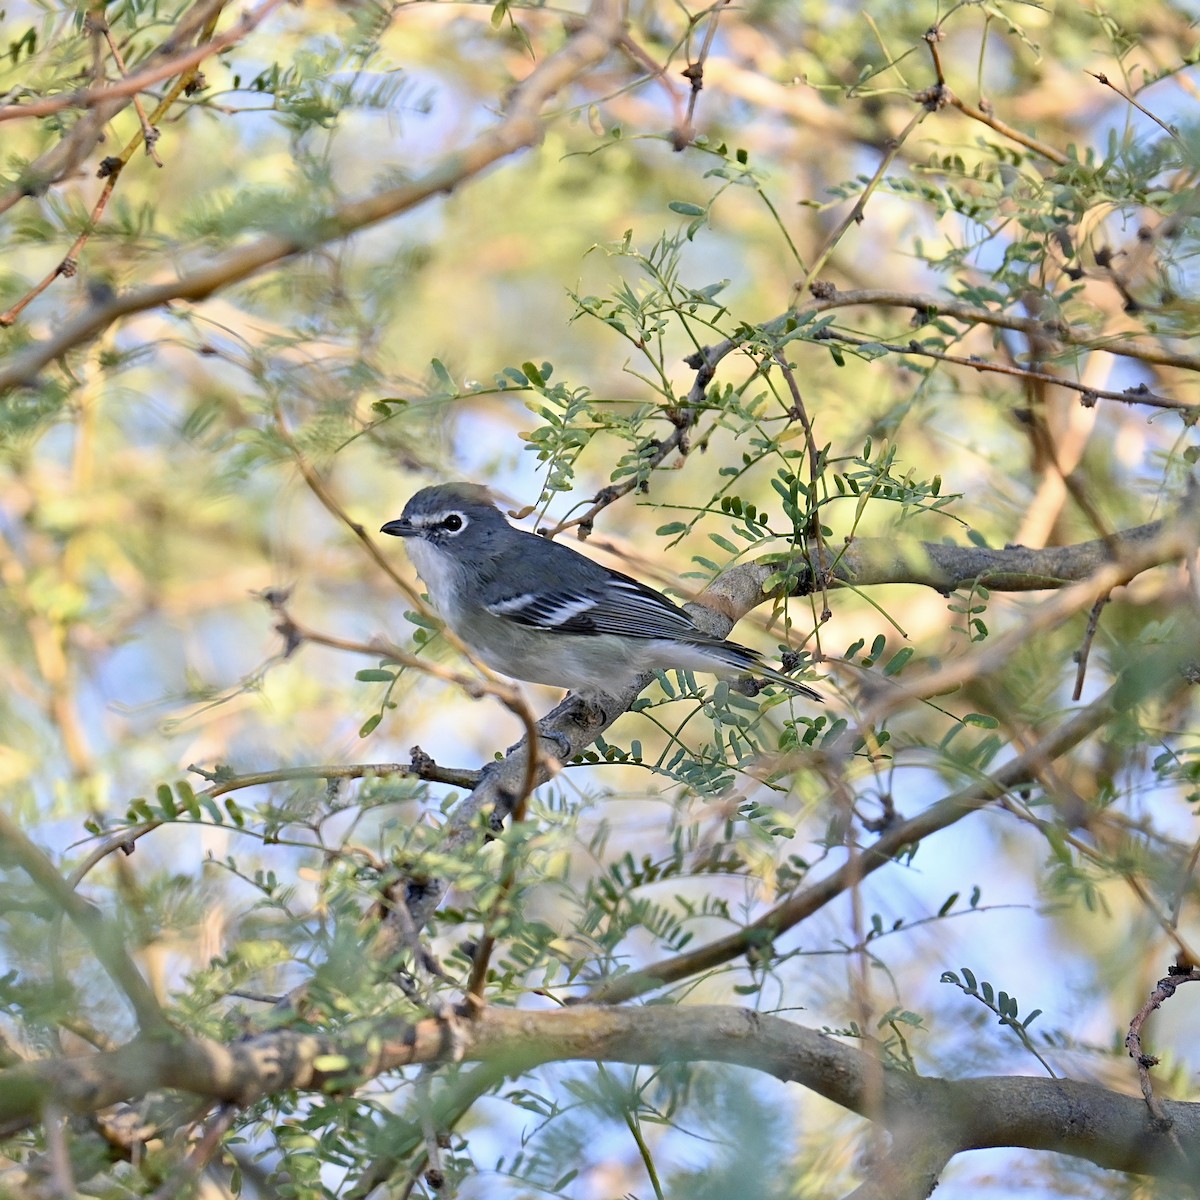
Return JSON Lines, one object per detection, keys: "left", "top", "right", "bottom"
{"left": 442, "top": 513, "right": 465, "bottom": 533}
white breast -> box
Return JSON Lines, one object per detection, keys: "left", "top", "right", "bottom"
{"left": 405, "top": 540, "right": 468, "bottom": 626}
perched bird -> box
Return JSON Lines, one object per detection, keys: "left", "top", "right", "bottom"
{"left": 381, "top": 482, "right": 821, "bottom": 703}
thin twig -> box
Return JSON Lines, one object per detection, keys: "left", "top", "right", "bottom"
{"left": 772, "top": 352, "right": 831, "bottom": 619}
{"left": 1072, "top": 594, "right": 1110, "bottom": 701}
{"left": 946, "top": 92, "right": 1071, "bottom": 165}
{"left": 1087, "top": 71, "right": 1182, "bottom": 143}
{"left": 680, "top": 0, "right": 732, "bottom": 134}
{"left": 267, "top": 598, "right": 545, "bottom": 812}
{"left": 94, "top": 16, "right": 164, "bottom": 165}
{"left": 68, "top": 760, "right": 480, "bottom": 890}
{"left": 1125, "top": 968, "right": 1200, "bottom": 1163}
{"left": 812, "top": 326, "right": 1190, "bottom": 413}
{"left": 797, "top": 104, "right": 932, "bottom": 296}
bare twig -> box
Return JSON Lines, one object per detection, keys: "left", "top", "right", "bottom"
{"left": 772, "top": 351, "right": 831, "bottom": 618}
{"left": 68, "top": 760, "right": 479, "bottom": 891}
{"left": 797, "top": 104, "right": 932, "bottom": 296}
{"left": 1072, "top": 593, "right": 1110, "bottom": 700}
{"left": 1125, "top": 967, "right": 1200, "bottom": 1163}
{"left": 812, "top": 325, "right": 1191, "bottom": 413}
{"left": 94, "top": 16, "right": 164, "bottom": 166}
{"left": 946, "top": 92, "right": 1071, "bottom": 165}
{"left": 680, "top": 0, "right": 732, "bottom": 136}
{"left": 1087, "top": 71, "right": 1182, "bottom": 144}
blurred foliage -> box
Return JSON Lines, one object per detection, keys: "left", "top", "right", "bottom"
{"left": 1, "top": 0, "right": 1200, "bottom": 1197}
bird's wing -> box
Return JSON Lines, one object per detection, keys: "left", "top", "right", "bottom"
{"left": 484, "top": 573, "right": 701, "bottom": 640}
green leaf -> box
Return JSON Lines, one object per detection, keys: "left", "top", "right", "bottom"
{"left": 156, "top": 783, "right": 177, "bottom": 819}
{"left": 176, "top": 780, "right": 201, "bottom": 820}
{"left": 963, "top": 712, "right": 999, "bottom": 728}
{"left": 359, "top": 713, "right": 383, "bottom": 737}
{"left": 668, "top": 200, "right": 705, "bottom": 216}
{"left": 355, "top": 669, "right": 396, "bottom": 682}
{"left": 430, "top": 357, "right": 456, "bottom": 393}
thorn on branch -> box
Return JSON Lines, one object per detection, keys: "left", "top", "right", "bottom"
{"left": 915, "top": 84, "right": 949, "bottom": 111}
{"left": 409, "top": 746, "right": 436, "bottom": 776}
{"left": 187, "top": 762, "right": 229, "bottom": 782}
{"left": 862, "top": 793, "right": 898, "bottom": 834}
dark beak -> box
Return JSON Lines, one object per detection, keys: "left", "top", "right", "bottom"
{"left": 380, "top": 518, "right": 414, "bottom": 538}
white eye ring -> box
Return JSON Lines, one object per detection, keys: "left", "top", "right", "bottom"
{"left": 443, "top": 513, "right": 465, "bottom": 533}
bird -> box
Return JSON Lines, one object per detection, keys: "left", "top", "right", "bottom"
{"left": 380, "top": 482, "right": 821, "bottom": 703}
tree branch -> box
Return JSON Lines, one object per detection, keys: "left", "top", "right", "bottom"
{"left": 1, "top": 1005, "right": 1196, "bottom": 1182}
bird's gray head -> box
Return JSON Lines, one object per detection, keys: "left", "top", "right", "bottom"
{"left": 380, "top": 482, "right": 511, "bottom": 555}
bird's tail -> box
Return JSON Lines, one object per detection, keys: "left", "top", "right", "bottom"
{"left": 707, "top": 641, "right": 822, "bottom": 702}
